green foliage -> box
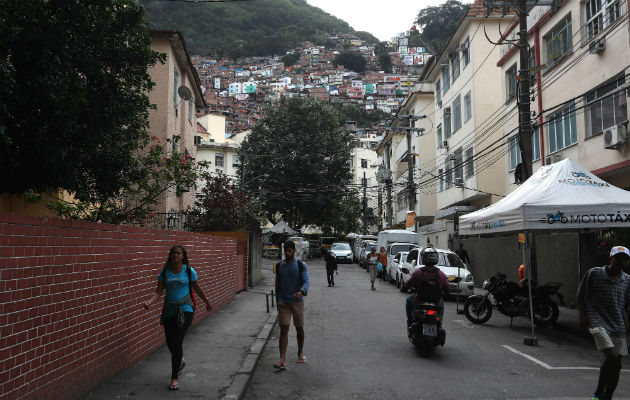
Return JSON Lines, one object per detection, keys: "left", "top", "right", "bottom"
{"left": 374, "top": 41, "right": 393, "bottom": 57}
{"left": 318, "top": 191, "right": 378, "bottom": 236}
{"left": 333, "top": 104, "right": 390, "bottom": 129}
{"left": 281, "top": 52, "right": 301, "bottom": 67}
{"left": 187, "top": 171, "right": 260, "bottom": 231}
{"left": 39, "top": 136, "right": 199, "bottom": 224}
{"left": 140, "top": 0, "right": 377, "bottom": 58}
{"left": 378, "top": 53, "right": 393, "bottom": 73}
{"left": 332, "top": 52, "right": 367, "bottom": 73}
{"left": 354, "top": 31, "right": 379, "bottom": 43}
{"left": 239, "top": 96, "right": 355, "bottom": 230}
{"left": 0, "top": 0, "right": 163, "bottom": 201}
{"left": 415, "top": 0, "right": 470, "bottom": 54}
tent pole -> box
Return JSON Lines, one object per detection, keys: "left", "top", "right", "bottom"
{"left": 524, "top": 231, "right": 538, "bottom": 346}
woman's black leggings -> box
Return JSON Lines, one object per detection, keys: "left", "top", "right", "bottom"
{"left": 163, "top": 312, "right": 194, "bottom": 379}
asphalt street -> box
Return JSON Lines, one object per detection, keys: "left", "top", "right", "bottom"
{"left": 246, "top": 257, "right": 630, "bottom": 400}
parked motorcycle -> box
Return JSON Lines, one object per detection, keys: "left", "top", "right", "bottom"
{"left": 463, "top": 272, "right": 564, "bottom": 327}
{"left": 408, "top": 300, "right": 446, "bottom": 356}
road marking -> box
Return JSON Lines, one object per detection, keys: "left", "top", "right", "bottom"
{"left": 502, "top": 345, "right": 630, "bottom": 372}
{"left": 453, "top": 319, "right": 479, "bottom": 328}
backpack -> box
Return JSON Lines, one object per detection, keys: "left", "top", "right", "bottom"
{"left": 161, "top": 264, "right": 196, "bottom": 311}
{"left": 417, "top": 266, "right": 442, "bottom": 304}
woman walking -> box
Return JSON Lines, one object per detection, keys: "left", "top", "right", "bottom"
{"left": 378, "top": 246, "right": 388, "bottom": 282}
{"left": 366, "top": 247, "right": 378, "bottom": 291}
{"left": 143, "top": 245, "right": 212, "bottom": 391}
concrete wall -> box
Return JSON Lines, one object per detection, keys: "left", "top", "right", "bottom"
{"left": 0, "top": 214, "right": 243, "bottom": 400}
{"left": 463, "top": 232, "right": 581, "bottom": 306}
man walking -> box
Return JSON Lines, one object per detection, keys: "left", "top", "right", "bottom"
{"left": 274, "top": 240, "right": 310, "bottom": 370}
{"left": 577, "top": 245, "right": 630, "bottom": 400}
{"left": 324, "top": 249, "right": 337, "bottom": 287}
{"left": 455, "top": 241, "right": 471, "bottom": 265}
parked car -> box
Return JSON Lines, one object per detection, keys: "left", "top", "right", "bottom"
{"left": 329, "top": 242, "right": 353, "bottom": 263}
{"left": 386, "top": 242, "right": 419, "bottom": 268}
{"left": 308, "top": 242, "right": 322, "bottom": 258}
{"left": 358, "top": 240, "right": 377, "bottom": 268}
{"left": 388, "top": 251, "right": 409, "bottom": 288}
{"left": 320, "top": 237, "right": 336, "bottom": 254}
{"left": 401, "top": 247, "right": 474, "bottom": 298}
{"left": 352, "top": 235, "right": 377, "bottom": 262}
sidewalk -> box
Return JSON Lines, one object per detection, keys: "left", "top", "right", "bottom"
{"left": 84, "top": 265, "right": 278, "bottom": 400}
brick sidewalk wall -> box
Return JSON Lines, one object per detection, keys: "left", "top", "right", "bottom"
{"left": 0, "top": 214, "right": 241, "bottom": 400}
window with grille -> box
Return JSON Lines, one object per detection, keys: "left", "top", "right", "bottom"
{"left": 506, "top": 64, "right": 517, "bottom": 101}
{"left": 462, "top": 38, "right": 470, "bottom": 67}
{"left": 508, "top": 127, "right": 541, "bottom": 170}
{"left": 361, "top": 158, "right": 368, "bottom": 168}
{"left": 437, "top": 124, "right": 443, "bottom": 148}
{"left": 451, "top": 52, "right": 460, "bottom": 82}
{"left": 464, "top": 91, "right": 472, "bottom": 122}
{"left": 585, "top": 0, "right": 621, "bottom": 40}
{"left": 465, "top": 148, "right": 474, "bottom": 178}
{"left": 545, "top": 16, "right": 573, "bottom": 66}
{"left": 215, "top": 153, "right": 224, "bottom": 167}
{"left": 445, "top": 160, "right": 452, "bottom": 189}
{"left": 442, "top": 67, "right": 450, "bottom": 95}
{"left": 436, "top": 80, "right": 441, "bottom": 104}
{"left": 548, "top": 103, "right": 577, "bottom": 153}
{"left": 444, "top": 108, "right": 452, "bottom": 139}
{"left": 453, "top": 95, "right": 462, "bottom": 132}
{"left": 585, "top": 76, "right": 627, "bottom": 137}
{"left": 453, "top": 148, "right": 463, "bottom": 182}
{"left": 438, "top": 169, "right": 444, "bottom": 192}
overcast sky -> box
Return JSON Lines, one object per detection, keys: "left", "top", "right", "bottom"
{"left": 305, "top": 0, "right": 447, "bottom": 42}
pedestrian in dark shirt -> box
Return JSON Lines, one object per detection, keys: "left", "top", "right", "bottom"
{"left": 325, "top": 249, "right": 337, "bottom": 287}
{"left": 455, "top": 241, "right": 470, "bottom": 265}
{"left": 273, "top": 240, "right": 310, "bottom": 370}
{"left": 577, "top": 245, "right": 630, "bottom": 400}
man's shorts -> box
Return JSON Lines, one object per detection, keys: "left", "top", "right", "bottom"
{"left": 589, "top": 326, "right": 628, "bottom": 356}
{"left": 278, "top": 301, "right": 305, "bottom": 327}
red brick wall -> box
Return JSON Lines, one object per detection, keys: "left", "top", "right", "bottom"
{"left": 0, "top": 214, "right": 242, "bottom": 400}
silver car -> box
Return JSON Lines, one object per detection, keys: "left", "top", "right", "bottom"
{"left": 387, "top": 251, "right": 409, "bottom": 288}
{"left": 329, "top": 242, "right": 353, "bottom": 264}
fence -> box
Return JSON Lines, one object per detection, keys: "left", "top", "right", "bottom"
{"left": 0, "top": 213, "right": 244, "bottom": 400}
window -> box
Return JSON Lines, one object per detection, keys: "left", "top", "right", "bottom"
{"left": 172, "top": 136, "right": 179, "bottom": 152}
{"left": 361, "top": 158, "right": 368, "bottom": 168}
{"left": 453, "top": 148, "right": 463, "bottom": 182}
{"left": 442, "top": 66, "right": 450, "bottom": 95}
{"left": 173, "top": 69, "right": 179, "bottom": 105}
{"left": 464, "top": 91, "right": 472, "bottom": 122}
{"left": 545, "top": 16, "right": 573, "bottom": 66}
{"left": 451, "top": 51, "right": 460, "bottom": 81}
{"left": 462, "top": 37, "right": 470, "bottom": 67}
{"left": 465, "top": 148, "right": 474, "bottom": 178}
{"left": 232, "top": 154, "right": 240, "bottom": 167}
{"left": 397, "top": 190, "right": 408, "bottom": 209}
{"left": 188, "top": 97, "right": 193, "bottom": 123}
{"left": 532, "top": 127, "right": 541, "bottom": 161}
{"left": 406, "top": 249, "right": 419, "bottom": 264}
{"left": 585, "top": 0, "right": 621, "bottom": 40}
{"left": 453, "top": 95, "right": 462, "bottom": 132}
{"left": 437, "top": 124, "right": 443, "bottom": 148}
{"left": 548, "top": 103, "right": 577, "bottom": 153}
{"left": 508, "top": 136, "right": 520, "bottom": 171}
{"left": 444, "top": 108, "right": 452, "bottom": 139}
{"left": 215, "top": 153, "right": 224, "bottom": 167}
{"left": 445, "top": 160, "right": 452, "bottom": 188}
{"left": 435, "top": 80, "right": 441, "bottom": 104}
{"left": 585, "top": 76, "right": 628, "bottom": 137}
{"left": 506, "top": 64, "right": 517, "bottom": 101}
{"left": 438, "top": 168, "right": 444, "bottom": 192}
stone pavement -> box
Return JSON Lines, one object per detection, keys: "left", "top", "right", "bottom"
{"left": 84, "top": 260, "right": 278, "bottom": 400}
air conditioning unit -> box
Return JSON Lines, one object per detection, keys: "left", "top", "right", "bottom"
{"left": 454, "top": 177, "right": 464, "bottom": 186}
{"left": 588, "top": 38, "right": 606, "bottom": 54}
{"left": 545, "top": 153, "right": 562, "bottom": 165}
{"left": 604, "top": 124, "right": 628, "bottom": 149}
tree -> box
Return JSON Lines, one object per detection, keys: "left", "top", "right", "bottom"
{"left": 318, "top": 190, "right": 378, "bottom": 236}
{"left": 281, "top": 52, "right": 301, "bottom": 67}
{"left": 239, "top": 96, "right": 354, "bottom": 230}
{"left": 374, "top": 41, "right": 392, "bottom": 57}
{"left": 187, "top": 171, "right": 259, "bottom": 231}
{"left": 332, "top": 52, "right": 367, "bottom": 73}
{"left": 378, "top": 53, "right": 393, "bottom": 73}
{"left": 415, "top": 0, "right": 470, "bottom": 54}
{"left": 0, "top": 0, "right": 163, "bottom": 201}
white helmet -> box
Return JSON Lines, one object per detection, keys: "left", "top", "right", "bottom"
{"left": 421, "top": 247, "right": 439, "bottom": 266}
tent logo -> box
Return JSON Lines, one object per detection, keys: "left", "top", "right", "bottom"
{"left": 542, "top": 211, "right": 568, "bottom": 224}
{"left": 558, "top": 171, "right": 609, "bottom": 187}
{"left": 540, "top": 211, "right": 630, "bottom": 224}
{"left": 570, "top": 171, "right": 589, "bottom": 179}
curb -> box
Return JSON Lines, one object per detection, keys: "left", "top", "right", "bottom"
{"left": 221, "top": 310, "right": 278, "bottom": 400}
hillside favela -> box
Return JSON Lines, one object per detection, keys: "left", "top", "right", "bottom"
{"left": 1, "top": 0, "right": 629, "bottom": 399}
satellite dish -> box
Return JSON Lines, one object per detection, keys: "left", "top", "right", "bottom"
{"left": 177, "top": 85, "right": 193, "bottom": 101}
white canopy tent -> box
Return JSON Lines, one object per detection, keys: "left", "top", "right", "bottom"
{"left": 262, "top": 220, "right": 297, "bottom": 235}
{"left": 460, "top": 158, "right": 630, "bottom": 235}
{"left": 459, "top": 158, "right": 630, "bottom": 344}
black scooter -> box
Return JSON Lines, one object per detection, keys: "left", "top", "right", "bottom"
{"left": 463, "top": 272, "right": 564, "bottom": 326}
{"left": 408, "top": 296, "right": 446, "bottom": 356}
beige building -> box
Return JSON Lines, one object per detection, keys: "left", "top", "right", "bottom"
{"left": 498, "top": 0, "right": 629, "bottom": 193}
{"left": 420, "top": 1, "right": 517, "bottom": 248}
{"left": 148, "top": 30, "right": 206, "bottom": 217}
{"left": 351, "top": 140, "right": 380, "bottom": 233}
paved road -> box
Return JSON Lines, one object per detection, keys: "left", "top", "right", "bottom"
{"left": 246, "top": 257, "right": 630, "bottom": 400}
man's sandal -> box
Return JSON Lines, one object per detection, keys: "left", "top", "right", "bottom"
{"left": 272, "top": 361, "right": 287, "bottom": 370}
{"left": 168, "top": 382, "right": 180, "bottom": 391}
{"left": 297, "top": 355, "right": 306, "bottom": 363}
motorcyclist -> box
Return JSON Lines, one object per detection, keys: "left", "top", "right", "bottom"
{"left": 404, "top": 247, "right": 449, "bottom": 333}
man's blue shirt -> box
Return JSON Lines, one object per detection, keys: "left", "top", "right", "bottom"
{"left": 276, "top": 259, "right": 310, "bottom": 303}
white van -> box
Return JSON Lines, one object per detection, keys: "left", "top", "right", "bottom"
{"left": 376, "top": 229, "right": 421, "bottom": 265}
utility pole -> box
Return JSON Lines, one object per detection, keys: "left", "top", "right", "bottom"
{"left": 362, "top": 171, "right": 368, "bottom": 234}
{"left": 517, "top": 0, "right": 534, "bottom": 180}
{"left": 406, "top": 125, "right": 415, "bottom": 212}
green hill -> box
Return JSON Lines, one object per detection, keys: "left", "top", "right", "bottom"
{"left": 140, "top": 0, "right": 379, "bottom": 58}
